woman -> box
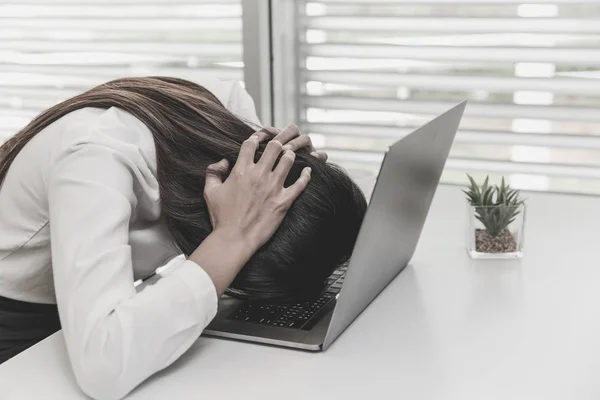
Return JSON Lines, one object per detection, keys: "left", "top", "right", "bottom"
{"left": 0, "top": 76, "right": 367, "bottom": 398}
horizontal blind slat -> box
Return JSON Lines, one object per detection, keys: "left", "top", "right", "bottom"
{"left": 0, "top": 108, "right": 38, "bottom": 118}
{"left": 0, "top": 86, "right": 79, "bottom": 98}
{"left": 304, "top": 96, "right": 600, "bottom": 122}
{"left": 0, "top": 98, "right": 61, "bottom": 109}
{"left": 0, "top": 67, "right": 243, "bottom": 85}
{"left": 0, "top": 18, "right": 241, "bottom": 30}
{"left": 305, "top": 123, "right": 600, "bottom": 149}
{"left": 326, "top": 149, "right": 600, "bottom": 179}
{"left": 317, "top": 0, "right": 599, "bottom": 4}
{"left": 0, "top": 7, "right": 240, "bottom": 18}
{"left": 306, "top": 17, "right": 600, "bottom": 34}
{"left": 0, "top": 41, "right": 242, "bottom": 56}
{"left": 305, "top": 71, "right": 600, "bottom": 95}
{"left": 304, "top": 44, "right": 600, "bottom": 64}
{"left": 447, "top": 158, "right": 600, "bottom": 179}
{"left": 10, "top": 0, "right": 239, "bottom": 4}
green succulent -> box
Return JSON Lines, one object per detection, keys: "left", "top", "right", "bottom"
{"left": 463, "top": 174, "right": 524, "bottom": 237}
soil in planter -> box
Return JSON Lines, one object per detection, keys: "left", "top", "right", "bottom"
{"left": 475, "top": 228, "right": 517, "bottom": 253}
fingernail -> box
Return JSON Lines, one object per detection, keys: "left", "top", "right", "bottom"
{"left": 250, "top": 135, "right": 259, "bottom": 141}
{"left": 305, "top": 167, "right": 312, "bottom": 176}
{"left": 311, "top": 152, "right": 318, "bottom": 157}
{"left": 282, "top": 145, "right": 292, "bottom": 151}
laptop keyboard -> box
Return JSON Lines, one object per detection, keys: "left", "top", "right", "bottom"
{"left": 228, "top": 265, "right": 347, "bottom": 330}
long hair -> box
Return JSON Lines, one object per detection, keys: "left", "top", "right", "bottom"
{"left": 0, "top": 77, "right": 367, "bottom": 301}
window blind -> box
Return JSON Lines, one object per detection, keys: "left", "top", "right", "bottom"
{"left": 299, "top": 0, "right": 600, "bottom": 194}
{"left": 0, "top": 0, "right": 243, "bottom": 141}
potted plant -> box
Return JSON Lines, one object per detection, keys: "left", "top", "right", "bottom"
{"left": 463, "top": 175, "right": 526, "bottom": 259}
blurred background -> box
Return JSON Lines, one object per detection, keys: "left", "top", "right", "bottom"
{"left": 1, "top": 0, "right": 600, "bottom": 195}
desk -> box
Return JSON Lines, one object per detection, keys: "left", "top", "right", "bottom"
{"left": 2, "top": 185, "right": 600, "bottom": 400}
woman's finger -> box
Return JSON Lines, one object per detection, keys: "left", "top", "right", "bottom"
{"left": 273, "top": 150, "right": 295, "bottom": 185}
{"left": 254, "top": 127, "right": 279, "bottom": 143}
{"left": 274, "top": 124, "right": 301, "bottom": 146}
{"left": 257, "top": 139, "right": 284, "bottom": 172}
{"left": 235, "top": 135, "right": 259, "bottom": 167}
{"left": 282, "top": 135, "right": 313, "bottom": 152}
{"left": 204, "top": 159, "right": 230, "bottom": 193}
{"left": 283, "top": 167, "right": 311, "bottom": 204}
{"left": 253, "top": 130, "right": 270, "bottom": 142}
{"left": 311, "top": 151, "right": 328, "bottom": 162}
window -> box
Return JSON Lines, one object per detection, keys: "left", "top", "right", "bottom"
{"left": 0, "top": 0, "right": 243, "bottom": 141}
{"left": 296, "top": 0, "right": 600, "bottom": 195}
{"left": 3, "top": 0, "right": 600, "bottom": 196}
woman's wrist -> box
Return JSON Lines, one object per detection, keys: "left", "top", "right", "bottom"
{"left": 187, "top": 228, "right": 257, "bottom": 296}
{"left": 209, "top": 228, "right": 256, "bottom": 262}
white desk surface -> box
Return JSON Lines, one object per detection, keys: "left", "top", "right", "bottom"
{"left": 2, "top": 184, "right": 600, "bottom": 400}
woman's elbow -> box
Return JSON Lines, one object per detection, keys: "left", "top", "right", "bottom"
{"left": 73, "top": 361, "right": 133, "bottom": 400}
{"left": 69, "top": 327, "right": 136, "bottom": 400}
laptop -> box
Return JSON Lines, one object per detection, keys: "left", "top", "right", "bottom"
{"left": 203, "top": 101, "right": 467, "bottom": 351}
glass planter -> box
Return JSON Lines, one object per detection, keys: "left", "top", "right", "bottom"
{"left": 467, "top": 204, "right": 526, "bottom": 259}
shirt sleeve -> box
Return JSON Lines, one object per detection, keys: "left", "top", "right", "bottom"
{"left": 48, "top": 140, "right": 218, "bottom": 400}
{"left": 225, "top": 81, "right": 263, "bottom": 127}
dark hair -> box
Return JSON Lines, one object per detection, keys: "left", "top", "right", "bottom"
{"left": 0, "top": 77, "right": 367, "bottom": 301}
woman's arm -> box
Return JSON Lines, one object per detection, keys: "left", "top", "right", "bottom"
{"left": 49, "top": 141, "right": 219, "bottom": 399}
{"left": 49, "top": 134, "right": 308, "bottom": 400}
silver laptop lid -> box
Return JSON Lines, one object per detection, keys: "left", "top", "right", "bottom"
{"left": 323, "top": 101, "right": 467, "bottom": 349}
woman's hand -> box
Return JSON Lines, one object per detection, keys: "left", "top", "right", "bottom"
{"left": 188, "top": 134, "right": 311, "bottom": 296}
{"left": 190, "top": 135, "right": 311, "bottom": 295}
{"left": 256, "top": 124, "right": 328, "bottom": 162}
{"left": 204, "top": 135, "right": 311, "bottom": 252}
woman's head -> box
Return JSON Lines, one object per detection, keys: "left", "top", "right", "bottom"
{"left": 0, "top": 77, "right": 367, "bottom": 301}
{"left": 214, "top": 150, "right": 367, "bottom": 300}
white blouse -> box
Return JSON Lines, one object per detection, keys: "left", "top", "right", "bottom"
{"left": 0, "top": 77, "right": 261, "bottom": 399}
